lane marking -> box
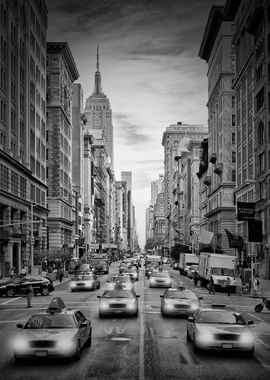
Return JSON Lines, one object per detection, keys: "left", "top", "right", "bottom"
{"left": 257, "top": 339, "right": 270, "bottom": 348}
{"left": 139, "top": 272, "right": 145, "bottom": 380}
{"left": 247, "top": 313, "right": 266, "bottom": 323}
{"left": 1, "top": 297, "right": 21, "bottom": 305}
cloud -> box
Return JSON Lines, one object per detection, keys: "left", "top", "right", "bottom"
{"left": 114, "top": 113, "right": 151, "bottom": 145}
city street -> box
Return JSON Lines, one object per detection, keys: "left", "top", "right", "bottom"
{"left": 0, "top": 262, "right": 269, "bottom": 380}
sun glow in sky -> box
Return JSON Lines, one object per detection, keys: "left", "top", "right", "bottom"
{"left": 46, "top": 0, "right": 225, "bottom": 247}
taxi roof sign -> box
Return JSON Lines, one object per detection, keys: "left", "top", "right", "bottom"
{"left": 47, "top": 297, "right": 66, "bottom": 313}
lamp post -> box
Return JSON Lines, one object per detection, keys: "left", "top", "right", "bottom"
{"left": 30, "top": 201, "right": 47, "bottom": 274}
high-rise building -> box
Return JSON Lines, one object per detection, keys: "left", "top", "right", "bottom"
{"left": 0, "top": 0, "right": 48, "bottom": 277}
{"left": 151, "top": 174, "right": 164, "bottom": 205}
{"left": 161, "top": 122, "right": 208, "bottom": 251}
{"left": 46, "top": 42, "right": 79, "bottom": 256}
{"left": 121, "top": 171, "right": 133, "bottom": 251}
{"left": 84, "top": 47, "right": 114, "bottom": 168}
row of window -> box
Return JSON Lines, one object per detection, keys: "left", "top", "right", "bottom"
{"left": 0, "top": 164, "right": 27, "bottom": 199}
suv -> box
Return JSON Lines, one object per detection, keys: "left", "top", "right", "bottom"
{"left": 0, "top": 275, "right": 54, "bottom": 297}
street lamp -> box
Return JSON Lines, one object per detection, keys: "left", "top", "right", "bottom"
{"left": 30, "top": 201, "right": 47, "bottom": 274}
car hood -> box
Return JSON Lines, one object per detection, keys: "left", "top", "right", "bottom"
{"left": 20, "top": 328, "right": 77, "bottom": 340}
{"left": 196, "top": 323, "right": 251, "bottom": 334}
{"left": 101, "top": 298, "right": 134, "bottom": 303}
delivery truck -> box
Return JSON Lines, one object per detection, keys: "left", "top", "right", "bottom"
{"left": 198, "top": 252, "right": 236, "bottom": 291}
{"left": 178, "top": 253, "right": 199, "bottom": 275}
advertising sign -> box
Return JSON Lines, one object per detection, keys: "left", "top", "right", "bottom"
{"left": 237, "top": 202, "right": 255, "bottom": 221}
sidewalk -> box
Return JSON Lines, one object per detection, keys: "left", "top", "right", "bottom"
{"left": 0, "top": 275, "right": 70, "bottom": 288}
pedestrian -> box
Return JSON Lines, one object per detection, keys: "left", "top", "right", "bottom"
{"left": 26, "top": 284, "right": 34, "bottom": 308}
{"left": 208, "top": 275, "right": 215, "bottom": 294}
{"left": 235, "top": 274, "right": 243, "bottom": 296}
{"left": 253, "top": 274, "right": 260, "bottom": 296}
{"left": 10, "top": 267, "right": 15, "bottom": 279}
{"left": 226, "top": 277, "right": 232, "bottom": 296}
{"left": 21, "top": 266, "right": 27, "bottom": 275}
{"left": 193, "top": 271, "right": 199, "bottom": 287}
{"left": 59, "top": 268, "right": 64, "bottom": 283}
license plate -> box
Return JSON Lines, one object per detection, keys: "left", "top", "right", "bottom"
{"left": 222, "top": 344, "right": 232, "bottom": 349}
{"left": 35, "top": 350, "right": 48, "bottom": 357}
{"left": 114, "top": 310, "right": 122, "bottom": 313}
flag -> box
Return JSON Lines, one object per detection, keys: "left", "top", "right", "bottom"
{"left": 199, "top": 229, "right": 214, "bottom": 245}
{"left": 225, "top": 229, "right": 243, "bottom": 249}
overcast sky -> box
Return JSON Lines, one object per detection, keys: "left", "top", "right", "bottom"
{"left": 46, "top": 0, "right": 225, "bottom": 248}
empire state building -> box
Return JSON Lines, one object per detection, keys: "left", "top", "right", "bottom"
{"left": 84, "top": 47, "right": 114, "bottom": 168}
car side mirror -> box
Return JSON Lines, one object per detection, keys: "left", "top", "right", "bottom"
{"left": 171, "top": 275, "right": 174, "bottom": 277}
{"left": 199, "top": 296, "right": 203, "bottom": 300}
{"left": 97, "top": 295, "right": 101, "bottom": 298}
{"left": 80, "top": 321, "right": 88, "bottom": 328}
{"left": 17, "top": 323, "right": 23, "bottom": 328}
{"left": 247, "top": 320, "right": 254, "bottom": 325}
{"left": 136, "top": 295, "right": 140, "bottom": 297}
{"left": 160, "top": 295, "right": 164, "bottom": 298}
{"left": 188, "top": 315, "right": 195, "bottom": 323}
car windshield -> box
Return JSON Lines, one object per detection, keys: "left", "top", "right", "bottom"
{"left": 77, "top": 275, "right": 94, "bottom": 280}
{"left": 190, "top": 265, "right": 198, "bottom": 270}
{"left": 25, "top": 314, "right": 76, "bottom": 329}
{"left": 211, "top": 267, "right": 234, "bottom": 276}
{"left": 122, "top": 268, "right": 136, "bottom": 273}
{"left": 197, "top": 311, "right": 246, "bottom": 324}
{"left": 151, "top": 272, "right": 170, "bottom": 278}
{"left": 103, "top": 290, "right": 134, "bottom": 298}
{"left": 166, "top": 290, "right": 197, "bottom": 300}
{"left": 113, "top": 277, "right": 131, "bottom": 282}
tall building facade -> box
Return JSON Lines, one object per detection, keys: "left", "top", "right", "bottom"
{"left": 151, "top": 174, "right": 164, "bottom": 205}
{"left": 46, "top": 42, "right": 79, "bottom": 256}
{"left": 84, "top": 47, "right": 114, "bottom": 168}
{"left": 121, "top": 171, "right": 133, "bottom": 251}
{"left": 0, "top": 0, "right": 48, "bottom": 277}
{"left": 199, "top": 4, "right": 237, "bottom": 255}
{"left": 161, "top": 122, "right": 208, "bottom": 252}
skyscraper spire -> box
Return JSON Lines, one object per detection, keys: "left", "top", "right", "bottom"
{"left": 94, "top": 44, "right": 102, "bottom": 94}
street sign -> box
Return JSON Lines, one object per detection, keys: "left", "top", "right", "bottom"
{"left": 89, "top": 243, "right": 99, "bottom": 249}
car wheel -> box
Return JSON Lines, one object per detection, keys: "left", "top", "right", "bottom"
{"left": 6, "top": 288, "right": 15, "bottom": 297}
{"left": 41, "top": 286, "right": 49, "bottom": 296}
{"left": 73, "top": 340, "right": 81, "bottom": 361}
{"left": 186, "top": 328, "right": 192, "bottom": 342}
{"left": 247, "top": 347, "right": 254, "bottom": 357}
{"left": 85, "top": 329, "right": 92, "bottom": 347}
{"left": 255, "top": 304, "right": 264, "bottom": 313}
{"left": 14, "top": 354, "right": 23, "bottom": 363}
{"left": 99, "top": 312, "right": 104, "bottom": 318}
{"left": 97, "top": 282, "right": 100, "bottom": 289}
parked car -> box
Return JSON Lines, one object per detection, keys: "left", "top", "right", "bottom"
{"left": 13, "top": 297, "right": 92, "bottom": 361}
{"left": 186, "top": 305, "right": 255, "bottom": 355}
{"left": 0, "top": 275, "right": 54, "bottom": 297}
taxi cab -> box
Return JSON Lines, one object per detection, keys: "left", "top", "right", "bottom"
{"left": 13, "top": 297, "right": 92, "bottom": 361}
{"left": 160, "top": 287, "right": 201, "bottom": 317}
{"left": 97, "top": 283, "right": 140, "bottom": 317}
{"left": 109, "top": 275, "right": 134, "bottom": 289}
{"left": 186, "top": 305, "right": 255, "bottom": 355}
{"left": 149, "top": 270, "right": 172, "bottom": 288}
{"left": 70, "top": 273, "right": 100, "bottom": 291}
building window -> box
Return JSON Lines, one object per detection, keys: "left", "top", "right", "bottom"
{"left": 20, "top": 177, "right": 26, "bottom": 199}
{"left": 0, "top": 164, "right": 9, "bottom": 191}
{"left": 232, "top": 151, "right": 236, "bottom": 163}
{"left": 232, "top": 169, "right": 236, "bottom": 182}
{"left": 232, "top": 96, "right": 235, "bottom": 108}
{"left": 258, "top": 122, "right": 264, "bottom": 145}
{"left": 232, "top": 114, "right": 236, "bottom": 126}
{"left": 11, "top": 171, "right": 19, "bottom": 196}
{"left": 259, "top": 152, "right": 265, "bottom": 173}
{"left": 256, "top": 87, "right": 264, "bottom": 112}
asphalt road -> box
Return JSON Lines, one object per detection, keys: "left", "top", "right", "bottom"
{"left": 0, "top": 262, "right": 269, "bottom": 380}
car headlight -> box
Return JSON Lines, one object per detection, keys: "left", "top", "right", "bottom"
{"left": 13, "top": 337, "right": 29, "bottom": 350}
{"left": 164, "top": 303, "right": 174, "bottom": 310}
{"left": 100, "top": 302, "right": 110, "bottom": 310}
{"left": 126, "top": 300, "right": 136, "bottom": 310}
{"left": 197, "top": 331, "right": 214, "bottom": 344}
{"left": 57, "top": 338, "right": 75, "bottom": 350}
{"left": 190, "top": 303, "right": 199, "bottom": 311}
{"left": 70, "top": 282, "right": 76, "bottom": 289}
{"left": 240, "top": 332, "right": 254, "bottom": 344}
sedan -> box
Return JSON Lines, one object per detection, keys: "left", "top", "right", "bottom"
{"left": 0, "top": 275, "right": 54, "bottom": 297}
{"left": 149, "top": 271, "right": 172, "bottom": 288}
{"left": 13, "top": 297, "right": 92, "bottom": 361}
{"left": 109, "top": 275, "right": 134, "bottom": 289}
{"left": 70, "top": 273, "right": 100, "bottom": 292}
{"left": 186, "top": 305, "right": 255, "bottom": 355}
{"left": 97, "top": 287, "right": 140, "bottom": 317}
{"left": 121, "top": 266, "right": 139, "bottom": 281}
{"left": 160, "top": 288, "right": 201, "bottom": 317}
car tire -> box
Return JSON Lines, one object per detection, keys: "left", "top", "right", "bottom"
{"left": 85, "top": 329, "right": 92, "bottom": 347}
{"left": 6, "top": 288, "right": 15, "bottom": 297}
{"left": 14, "top": 354, "right": 23, "bottom": 363}
{"left": 247, "top": 347, "right": 254, "bottom": 357}
{"left": 99, "top": 312, "right": 104, "bottom": 318}
{"left": 186, "top": 329, "right": 192, "bottom": 342}
{"left": 97, "top": 283, "right": 100, "bottom": 289}
{"left": 41, "top": 286, "right": 49, "bottom": 296}
{"left": 73, "top": 340, "right": 81, "bottom": 361}
{"left": 161, "top": 311, "right": 166, "bottom": 318}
